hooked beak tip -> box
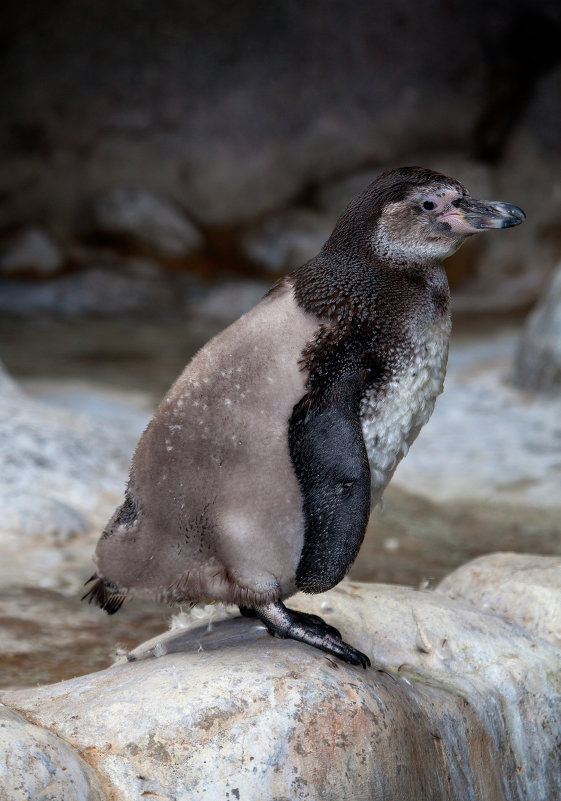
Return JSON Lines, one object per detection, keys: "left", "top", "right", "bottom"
{"left": 494, "top": 202, "right": 526, "bottom": 228}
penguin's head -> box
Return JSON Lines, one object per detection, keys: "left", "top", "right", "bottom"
{"left": 326, "top": 166, "right": 525, "bottom": 264}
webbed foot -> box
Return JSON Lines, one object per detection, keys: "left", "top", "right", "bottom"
{"left": 245, "top": 600, "right": 370, "bottom": 668}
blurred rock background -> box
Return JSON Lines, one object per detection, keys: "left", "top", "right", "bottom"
{"left": 1, "top": 0, "right": 561, "bottom": 314}
{"left": 0, "top": 0, "right": 560, "bottom": 690}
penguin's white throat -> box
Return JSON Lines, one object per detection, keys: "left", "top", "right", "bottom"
{"left": 371, "top": 218, "right": 461, "bottom": 263}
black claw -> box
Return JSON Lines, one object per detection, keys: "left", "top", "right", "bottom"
{"left": 310, "top": 632, "right": 370, "bottom": 669}
{"left": 341, "top": 646, "right": 371, "bottom": 669}
{"left": 253, "top": 601, "right": 371, "bottom": 669}
{"left": 290, "top": 610, "right": 342, "bottom": 640}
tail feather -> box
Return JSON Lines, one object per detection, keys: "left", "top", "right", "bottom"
{"left": 82, "top": 574, "right": 127, "bottom": 615}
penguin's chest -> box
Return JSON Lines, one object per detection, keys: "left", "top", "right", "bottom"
{"left": 359, "top": 319, "right": 451, "bottom": 504}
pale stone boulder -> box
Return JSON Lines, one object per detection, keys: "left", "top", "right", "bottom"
{"left": 437, "top": 552, "right": 561, "bottom": 649}
{"left": 0, "top": 704, "right": 105, "bottom": 801}
{"left": 2, "top": 582, "right": 560, "bottom": 801}
{"left": 0, "top": 362, "right": 134, "bottom": 522}
{"left": 0, "top": 363, "right": 143, "bottom": 591}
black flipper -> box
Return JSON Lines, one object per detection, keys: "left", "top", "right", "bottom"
{"left": 82, "top": 575, "right": 127, "bottom": 615}
{"left": 289, "top": 376, "right": 371, "bottom": 594}
{"left": 253, "top": 600, "right": 370, "bottom": 668}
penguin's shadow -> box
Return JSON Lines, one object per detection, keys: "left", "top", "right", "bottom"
{"left": 125, "top": 615, "right": 270, "bottom": 662}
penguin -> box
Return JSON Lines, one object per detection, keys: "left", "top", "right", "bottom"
{"left": 84, "top": 166, "right": 525, "bottom": 667}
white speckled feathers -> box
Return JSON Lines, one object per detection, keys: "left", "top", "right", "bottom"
{"left": 360, "top": 315, "right": 451, "bottom": 504}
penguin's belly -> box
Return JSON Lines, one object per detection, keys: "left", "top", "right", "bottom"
{"left": 360, "top": 322, "right": 450, "bottom": 505}
{"left": 98, "top": 283, "right": 321, "bottom": 606}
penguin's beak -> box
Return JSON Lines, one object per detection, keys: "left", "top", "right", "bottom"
{"left": 439, "top": 197, "right": 526, "bottom": 233}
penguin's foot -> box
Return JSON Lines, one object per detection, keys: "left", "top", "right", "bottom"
{"left": 248, "top": 600, "right": 371, "bottom": 669}
{"left": 240, "top": 604, "right": 342, "bottom": 639}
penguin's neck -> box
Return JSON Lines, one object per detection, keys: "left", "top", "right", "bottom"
{"left": 292, "top": 250, "right": 447, "bottom": 324}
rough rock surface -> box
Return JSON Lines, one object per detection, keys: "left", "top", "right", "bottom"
{"left": 436, "top": 63, "right": 561, "bottom": 314}
{"left": 0, "top": 361, "right": 22, "bottom": 398}
{"left": 0, "top": 704, "right": 105, "bottom": 801}
{"left": 0, "top": 259, "right": 182, "bottom": 319}
{"left": 183, "top": 278, "right": 270, "bottom": 323}
{"left": 0, "top": 227, "right": 64, "bottom": 276}
{"left": 0, "top": 262, "right": 269, "bottom": 323}
{"left": 0, "top": 363, "right": 143, "bottom": 593}
{"left": 2, "top": 581, "right": 561, "bottom": 801}
{"left": 1, "top": 491, "right": 90, "bottom": 543}
{"left": 91, "top": 188, "right": 202, "bottom": 257}
{"left": 437, "top": 552, "right": 561, "bottom": 649}
{"left": 483, "top": 64, "right": 561, "bottom": 312}
{"left": 241, "top": 208, "right": 332, "bottom": 273}
{"left": 513, "top": 261, "right": 561, "bottom": 393}
{"left": 0, "top": 365, "right": 134, "bottom": 518}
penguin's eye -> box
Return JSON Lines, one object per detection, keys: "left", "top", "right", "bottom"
{"left": 422, "top": 201, "right": 435, "bottom": 211}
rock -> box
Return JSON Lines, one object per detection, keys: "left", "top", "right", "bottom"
{"left": 437, "top": 552, "right": 561, "bottom": 648}
{"left": 20, "top": 379, "right": 153, "bottom": 440}
{"left": 0, "top": 258, "right": 184, "bottom": 318}
{"left": 512, "top": 261, "right": 561, "bottom": 393}
{"left": 92, "top": 188, "right": 202, "bottom": 258}
{"left": 241, "top": 208, "right": 333, "bottom": 273}
{"left": 0, "top": 362, "right": 22, "bottom": 398}
{"left": 0, "top": 491, "right": 89, "bottom": 543}
{"left": 0, "top": 227, "right": 64, "bottom": 277}
{"left": 0, "top": 704, "right": 105, "bottom": 801}
{"left": 0, "top": 363, "right": 141, "bottom": 591}
{"left": 0, "top": 258, "right": 269, "bottom": 322}
{"left": 2, "top": 581, "right": 560, "bottom": 800}
{"left": 184, "top": 279, "right": 270, "bottom": 323}
{"left": 455, "top": 63, "right": 561, "bottom": 313}
{"left": 315, "top": 169, "right": 382, "bottom": 215}
{"left": 2, "top": 2, "right": 560, "bottom": 230}
{"left": 0, "top": 367, "right": 134, "bottom": 516}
